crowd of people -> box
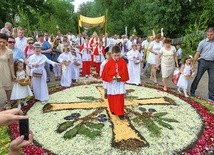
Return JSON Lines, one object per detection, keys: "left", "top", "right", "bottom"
{"left": 0, "top": 21, "right": 214, "bottom": 154}
{"left": 0, "top": 22, "right": 214, "bottom": 112}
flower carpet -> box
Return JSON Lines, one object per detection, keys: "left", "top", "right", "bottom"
{"left": 1, "top": 79, "right": 214, "bottom": 155}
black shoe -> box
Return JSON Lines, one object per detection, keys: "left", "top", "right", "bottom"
{"left": 46, "top": 79, "right": 50, "bottom": 83}
{"left": 119, "top": 115, "right": 124, "bottom": 120}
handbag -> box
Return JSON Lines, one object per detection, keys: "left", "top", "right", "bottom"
{"left": 172, "top": 68, "right": 180, "bottom": 85}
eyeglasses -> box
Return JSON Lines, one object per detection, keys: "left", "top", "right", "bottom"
{"left": 28, "top": 42, "right": 34, "bottom": 44}
{"left": 8, "top": 41, "right": 15, "bottom": 44}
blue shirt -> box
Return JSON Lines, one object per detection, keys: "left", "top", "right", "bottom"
{"left": 197, "top": 38, "right": 214, "bottom": 61}
{"left": 41, "top": 41, "right": 52, "bottom": 59}
{"left": 12, "top": 47, "right": 25, "bottom": 62}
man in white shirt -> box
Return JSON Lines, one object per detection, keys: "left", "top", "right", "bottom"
{"left": 15, "top": 27, "right": 27, "bottom": 52}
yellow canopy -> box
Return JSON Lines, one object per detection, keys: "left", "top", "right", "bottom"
{"left": 79, "top": 15, "right": 105, "bottom": 28}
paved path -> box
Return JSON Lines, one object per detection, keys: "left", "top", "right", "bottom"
{"left": 0, "top": 68, "right": 209, "bottom": 109}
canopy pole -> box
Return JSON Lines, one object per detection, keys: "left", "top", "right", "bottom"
{"left": 105, "top": 9, "right": 108, "bottom": 34}
{"left": 78, "top": 14, "right": 80, "bottom": 34}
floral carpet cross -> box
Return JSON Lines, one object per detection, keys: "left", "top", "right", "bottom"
{"left": 43, "top": 86, "right": 176, "bottom": 150}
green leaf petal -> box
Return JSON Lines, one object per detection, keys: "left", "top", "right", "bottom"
{"left": 159, "top": 118, "right": 179, "bottom": 123}
{"left": 57, "top": 121, "right": 74, "bottom": 133}
{"left": 153, "top": 112, "right": 168, "bottom": 117}
{"left": 156, "top": 119, "right": 174, "bottom": 130}
{"left": 63, "top": 124, "right": 81, "bottom": 139}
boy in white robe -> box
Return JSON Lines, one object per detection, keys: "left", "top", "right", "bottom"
{"left": 57, "top": 46, "right": 73, "bottom": 87}
{"left": 27, "top": 43, "right": 58, "bottom": 103}
{"left": 126, "top": 44, "right": 142, "bottom": 85}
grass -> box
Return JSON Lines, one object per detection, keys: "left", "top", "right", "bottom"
{"left": 0, "top": 126, "right": 10, "bottom": 155}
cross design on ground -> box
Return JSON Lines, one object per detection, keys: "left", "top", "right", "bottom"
{"left": 43, "top": 86, "right": 176, "bottom": 150}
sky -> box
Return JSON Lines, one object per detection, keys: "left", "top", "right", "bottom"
{"left": 72, "top": 0, "right": 93, "bottom": 12}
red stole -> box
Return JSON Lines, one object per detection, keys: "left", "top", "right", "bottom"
{"left": 93, "top": 46, "right": 105, "bottom": 56}
{"left": 80, "top": 43, "right": 91, "bottom": 54}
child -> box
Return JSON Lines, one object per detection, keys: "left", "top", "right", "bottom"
{"left": 27, "top": 43, "right": 59, "bottom": 104}
{"left": 100, "top": 52, "right": 112, "bottom": 98}
{"left": 101, "top": 46, "right": 129, "bottom": 120}
{"left": 93, "top": 41, "right": 105, "bottom": 75}
{"left": 11, "top": 60, "right": 33, "bottom": 109}
{"left": 71, "top": 50, "right": 82, "bottom": 82}
{"left": 177, "top": 56, "right": 193, "bottom": 97}
{"left": 57, "top": 46, "right": 73, "bottom": 87}
{"left": 79, "top": 38, "right": 92, "bottom": 78}
{"left": 126, "top": 44, "right": 142, "bottom": 85}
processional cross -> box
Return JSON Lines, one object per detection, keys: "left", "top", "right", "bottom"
{"left": 43, "top": 86, "right": 176, "bottom": 150}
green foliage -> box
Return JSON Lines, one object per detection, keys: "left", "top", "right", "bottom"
{"left": 0, "top": 0, "right": 76, "bottom": 35}
{"left": 134, "top": 115, "right": 162, "bottom": 137}
{"left": 0, "top": 126, "right": 10, "bottom": 155}
{"left": 77, "top": 0, "right": 213, "bottom": 37}
{"left": 133, "top": 111, "right": 178, "bottom": 137}
{"left": 181, "top": 12, "right": 208, "bottom": 58}
{"left": 77, "top": 96, "right": 101, "bottom": 101}
{"left": 125, "top": 95, "right": 138, "bottom": 100}
{"left": 57, "top": 121, "right": 74, "bottom": 133}
{"left": 63, "top": 122, "right": 104, "bottom": 140}
{"left": 64, "top": 124, "right": 81, "bottom": 139}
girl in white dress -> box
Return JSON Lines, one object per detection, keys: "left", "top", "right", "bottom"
{"left": 11, "top": 60, "right": 33, "bottom": 109}
{"left": 57, "top": 46, "right": 73, "bottom": 87}
{"left": 177, "top": 56, "right": 193, "bottom": 97}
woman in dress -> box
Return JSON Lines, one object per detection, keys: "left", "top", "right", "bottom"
{"left": 147, "top": 34, "right": 163, "bottom": 84}
{"left": 156, "top": 38, "right": 179, "bottom": 91}
{"left": 0, "top": 33, "right": 16, "bottom": 109}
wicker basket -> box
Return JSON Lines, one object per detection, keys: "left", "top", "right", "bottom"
{"left": 18, "top": 79, "right": 31, "bottom": 86}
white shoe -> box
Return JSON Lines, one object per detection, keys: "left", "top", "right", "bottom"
{"left": 185, "top": 94, "right": 189, "bottom": 97}
{"left": 177, "top": 88, "right": 182, "bottom": 93}
{"left": 41, "top": 101, "right": 47, "bottom": 105}
{"left": 18, "top": 104, "right": 21, "bottom": 110}
{"left": 23, "top": 100, "right": 27, "bottom": 106}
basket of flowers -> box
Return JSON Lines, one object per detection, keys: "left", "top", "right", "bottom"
{"left": 18, "top": 78, "right": 31, "bottom": 86}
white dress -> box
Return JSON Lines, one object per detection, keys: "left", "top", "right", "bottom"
{"left": 126, "top": 50, "right": 142, "bottom": 85}
{"left": 177, "top": 64, "right": 192, "bottom": 90}
{"left": 71, "top": 53, "right": 82, "bottom": 81}
{"left": 11, "top": 70, "right": 33, "bottom": 100}
{"left": 28, "top": 54, "right": 56, "bottom": 101}
{"left": 147, "top": 41, "right": 163, "bottom": 65}
{"left": 160, "top": 46, "right": 176, "bottom": 78}
{"left": 57, "top": 52, "right": 73, "bottom": 87}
